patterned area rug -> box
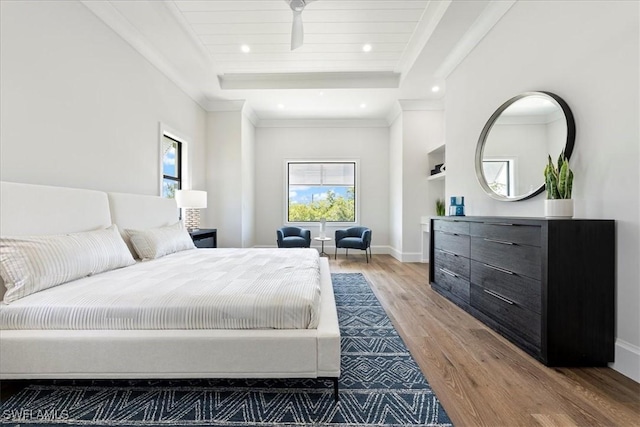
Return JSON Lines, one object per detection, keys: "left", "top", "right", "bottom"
{"left": 0, "top": 273, "right": 452, "bottom": 426}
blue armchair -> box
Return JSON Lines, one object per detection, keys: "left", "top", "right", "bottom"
{"left": 277, "top": 226, "right": 311, "bottom": 248}
{"left": 335, "top": 227, "right": 372, "bottom": 263}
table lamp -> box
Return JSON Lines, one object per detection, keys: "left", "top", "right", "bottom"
{"left": 175, "top": 190, "right": 207, "bottom": 231}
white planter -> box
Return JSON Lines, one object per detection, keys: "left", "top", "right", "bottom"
{"left": 545, "top": 199, "right": 574, "bottom": 218}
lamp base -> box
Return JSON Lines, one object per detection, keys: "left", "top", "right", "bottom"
{"left": 184, "top": 208, "right": 201, "bottom": 231}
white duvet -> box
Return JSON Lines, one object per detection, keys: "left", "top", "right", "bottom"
{"left": 0, "top": 248, "right": 321, "bottom": 330}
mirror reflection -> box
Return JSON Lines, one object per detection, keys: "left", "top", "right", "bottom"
{"left": 475, "top": 92, "right": 575, "bottom": 201}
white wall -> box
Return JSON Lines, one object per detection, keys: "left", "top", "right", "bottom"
{"left": 389, "top": 115, "right": 404, "bottom": 257}
{"left": 205, "top": 111, "right": 241, "bottom": 247}
{"left": 389, "top": 110, "right": 445, "bottom": 261}
{"left": 402, "top": 111, "right": 445, "bottom": 261}
{"left": 254, "top": 126, "right": 390, "bottom": 252}
{"left": 204, "top": 109, "right": 256, "bottom": 248}
{"left": 0, "top": 1, "right": 206, "bottom": 195}
{"left": 445, "top": 0, "right": 639, "bottom": 381}
{"left": 241, "top": 111, "right": 256, "bottom": 248}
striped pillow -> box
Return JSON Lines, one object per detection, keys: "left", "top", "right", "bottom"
{"left": 126, "top": 222, "right": 195, "bottom": 261}
{"left": 0, "top": 225, "right": 136, "bottom": 304}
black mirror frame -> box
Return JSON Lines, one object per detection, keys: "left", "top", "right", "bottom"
{"left": 475, "top": 91, "right": 576, "bottom": 202}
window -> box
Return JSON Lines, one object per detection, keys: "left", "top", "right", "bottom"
{"left": 483, "top": 160, "right": 512, "bottom": 197}
{"left": 287, "top": 161, "right": 356, "bottom": 223}
{"left": 161, "top": 135, "right": 182, "bottom": 198}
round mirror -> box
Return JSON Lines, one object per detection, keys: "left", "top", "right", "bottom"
{"left": 475, "top": 91, "right": 575, "bottom": 201}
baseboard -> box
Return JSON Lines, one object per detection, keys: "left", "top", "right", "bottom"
{"left": 612, "top": 339, "right": 640, "bottom": 383}
{"left": 388, "top": 247, "right": 422, "bottom": 263}
{"left": 329, "top": 245, "right": 390, "bottom": 256}
{"left": 253, "top": 244, "right": 390, "bottom": 256}
{"left": 389, "top": 247, "right": 402, "bottom": 262}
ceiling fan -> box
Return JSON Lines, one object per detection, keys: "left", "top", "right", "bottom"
{"left": 285, "top": 0, "right": 317, "bottom": 50}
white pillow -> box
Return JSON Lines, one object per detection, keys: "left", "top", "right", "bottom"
{"left": 125, "top": 222, "right": 195, "bottom": 261}
{"left": 0, "top": 225, "right": 136, "bottom": 304}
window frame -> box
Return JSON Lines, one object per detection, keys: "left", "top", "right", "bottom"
{"left": 158, "top": 123, "right": 190, "bottom": 198}
{"left": 161, "top": 135, "right": 182, "bottom": 198}
{"left": 482, "top": 158, "right": 515, "bottom": 198}
{"left": 285, "top": 160, "right": 359, "bottom": 225}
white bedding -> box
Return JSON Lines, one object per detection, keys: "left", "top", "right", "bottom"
{"left": 0, "top": 248, "right": 321, "bottom": 330}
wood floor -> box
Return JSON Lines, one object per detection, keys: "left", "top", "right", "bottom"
{"left": 329, "top": 254, "right": 640, "bottom": 427}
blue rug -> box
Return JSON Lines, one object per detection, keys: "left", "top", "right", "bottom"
{"left": 0, "top": 273, "right": 452, "bottom": 426}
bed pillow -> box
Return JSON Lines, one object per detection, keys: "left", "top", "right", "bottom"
{"left": 0, "top": 225, "right": 136, "bottom": 304}
{"left": 125, "top": 222, "right": 195, "bottom": 261}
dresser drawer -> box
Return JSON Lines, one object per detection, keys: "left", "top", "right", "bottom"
{"left": 194, "top": 237, "right": 215, "bottom": 248}
{"left": 471, "top": 236, "right": 541, "bottom": 280}
{"left": 434, "top": 231, "right": 470, "bottom": 258}
{"left": 434, "top": 248, "right": 470, "bottom": 279}
{"left": 470, "top": 283, "right": 541, "bottom": 348}
{"left": 434, "top": 267, "right": 470, "bottom": 302}
{"left": 470, "top": 222, "right": 541, "bottom": 247}
{"left": 433, "top": 220, "right": 470, "bottom": 235}
{"left": 471, "top": 260, "right": 541, "bottom": 314}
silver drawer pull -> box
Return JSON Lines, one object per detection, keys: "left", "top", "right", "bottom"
{"left": 483, "top": 238, "right": 514, "bottom": 245}
{"left": 483, "top": 289, "right": 515, "bottom": 305}
{"left": 439, "top": 268, "right": 458, "bottom": 278}
{"left": 483, "top": 263, "right": 515, "bottom": 275}
{"left": 442, "top": 231, "right": 459, "bottom": 236}
{"left": 440, "top": 249, "right": 458, "bottom": 257}
{"left": 487, "top": 222, "right": 514, "bottom": 226}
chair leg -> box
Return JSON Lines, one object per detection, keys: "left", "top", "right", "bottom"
{"left": 345, "top": 249, "right": 348, "bottom": 258}
{"left": 334, "top": 246, "right": 337, "bottom": 260}
{"left": 365, "top": 248, "right": 368, "bottom": 263}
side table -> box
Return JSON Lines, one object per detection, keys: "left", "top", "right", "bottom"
{"left": 313, "top": 236, "right": 332, "bottom": 257}
{"left": 189, "top": 229, "right": 217, "bottom": 248}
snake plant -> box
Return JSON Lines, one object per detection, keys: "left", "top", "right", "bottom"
{"left": 544, "top": 153, "right": 573, "bottom": 199}
{"left": 435, "top": 199, "right": 446, "bottom": 216}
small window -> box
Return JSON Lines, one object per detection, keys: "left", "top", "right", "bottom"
{"left": 161, "top": 135, "right": 182, "bottom": 198}
{"left": 483, "top": 160, "right": 512, "bottom": 197}
{"left": 287, "top": 161, "right": 356, "bottom": 223}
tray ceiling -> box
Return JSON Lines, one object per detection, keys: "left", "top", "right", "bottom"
{"left": 83, "top": 0, "right": 514, "bottom": 122}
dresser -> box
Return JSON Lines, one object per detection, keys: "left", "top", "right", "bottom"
{"left": 429, "top": 217, "right": 614, "bottom": 366}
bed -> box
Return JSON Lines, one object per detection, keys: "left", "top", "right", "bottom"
{"left": 0, "top": 181, "right": 340, "bottom": 397}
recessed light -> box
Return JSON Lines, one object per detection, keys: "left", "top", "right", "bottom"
{"left": 319, "top": 91, "right": 324, "bottom": 96}
{"left": 278, "top": 103, "right": 285, "bottom": 109}
{"left": 362, "top": 44, "right": 372, "bottom": 52}
{"left": 241, "top": 44, "right": 251, "bottom": 53}
{"left": 360, "top": 103, "right": 367, "bottom": 108}
{"left": 431, "top": 85, "right": 440, "bottom": 93}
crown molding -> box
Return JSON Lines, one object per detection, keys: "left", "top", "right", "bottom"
{"left": 219, "top": 72, "right": 400, "bottom": 90}
{"left": 435, "top": 0, "right": 516, "bottom": 79}
{"left": 81, "top": 1, "right": 210, "bottom": 110}
{"left": 257, "top": 119, "right": 390, "bottom": 129}
{"left": 242, "top": 104, "right": 260, "bottom": 127}
{"left": 386, "top": 101, "right": 403, "bottom": 126}
{"left": 385, "top": 99, "right": 444, "bottom": 126}
{"left": 398, "top": 99, "right": 444, "bottom": 111}
{"left": 205, "top": 100, "right": 246, "bottom": 112}
{"left": 396, "top": 0, "right": 452, "bottom": 81}
{"left": 161, "top": 0, "right": 217, "bottom": 73}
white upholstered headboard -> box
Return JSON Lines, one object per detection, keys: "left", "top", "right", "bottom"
{"left": 0, "top": 181, "right": 112, "bottom": 236}
{"left": 0, "top": 182, "right": 180, "bottom": 237}
{"left": 107, "top": 192, "right": 179, "bottom": 230}
{"left": 0, "top": 182, "right": 182, "bottom": 295}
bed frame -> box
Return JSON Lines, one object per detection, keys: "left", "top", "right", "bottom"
{"left": 0, "top": 182, "right": 341, "bottom": 397}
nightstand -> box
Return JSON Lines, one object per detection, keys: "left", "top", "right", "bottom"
{"left": 189, "top": 229, "right": 217, "bottom": 248}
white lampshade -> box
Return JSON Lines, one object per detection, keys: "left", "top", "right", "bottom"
{"left": 175, "top": 190, "right": 207, "bottom": 209}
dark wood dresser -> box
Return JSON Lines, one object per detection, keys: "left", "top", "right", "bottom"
{"left": 429, "top": 216, "right": 615, "bottom": 366}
